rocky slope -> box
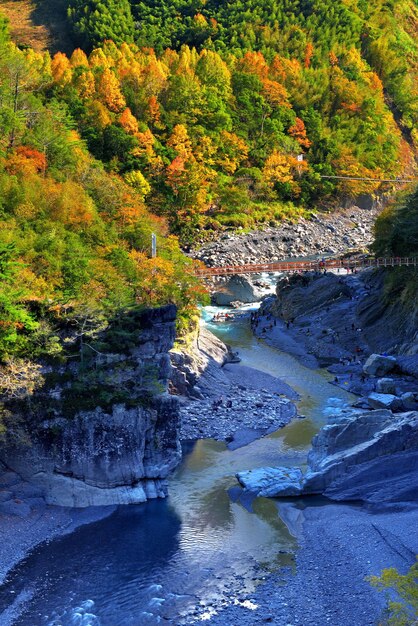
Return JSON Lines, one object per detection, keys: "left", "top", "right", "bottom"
{"left": 194, "top": 205, "right": 379, "bottom": 268}
{"left": 261, "top": 268, "right": 418, "bottom": 365}
{"left": 0, "top": 305, "right": 181, "bottom": 508}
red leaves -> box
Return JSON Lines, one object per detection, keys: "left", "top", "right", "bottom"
{"left": 5, "top": 147, "right": 47, "bottom": 175}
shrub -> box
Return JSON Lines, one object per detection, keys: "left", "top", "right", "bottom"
{"left": 369, "top": 558, "right": 418, "bottom": 625}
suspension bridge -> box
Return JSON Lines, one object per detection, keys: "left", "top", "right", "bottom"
{"left": 194, "top": 256, "right": 418, "bottom": 278}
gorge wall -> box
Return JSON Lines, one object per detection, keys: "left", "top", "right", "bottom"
{"left": 0, "top": 305, "right": 181, "bottom": 507}
{"left": 269, "top": 268, "right": 418, "bottom": 360}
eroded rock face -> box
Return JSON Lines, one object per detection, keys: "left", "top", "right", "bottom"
{"left": 303, "top": 410, "right": 417, "bottom": 494}
{"left": 236, "top": 409, "right": 418, "bottom": 503}
{"left": 170, "top": 326, "right": 232, "bottom": 398}
{"left": 0, "top": 305, "right": 182, "bottom": 507}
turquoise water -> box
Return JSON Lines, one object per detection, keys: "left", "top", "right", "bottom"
{"left": 0, "top": 307, "right": 355, "bottom": 626}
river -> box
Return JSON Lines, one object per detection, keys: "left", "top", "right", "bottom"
{"left": 0, "top": 303, "right": 355, "bottom": 626}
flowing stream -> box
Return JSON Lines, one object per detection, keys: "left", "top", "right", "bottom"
{"left": 0, "top": 301, "right": 355, "bottom": 626}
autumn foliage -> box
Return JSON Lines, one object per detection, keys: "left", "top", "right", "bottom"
{"left": 41, "top": 35, "right": 411, "bottom": 241}
{"left": 0, "top": 19, "right": 207, "bottom": 363}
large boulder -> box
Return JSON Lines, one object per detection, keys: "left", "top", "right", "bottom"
{"left": 236, "top": 467, "right": 304, "bottom": 497}
{"left": 303, "top": 410, "right": 417, "bottom": 494}
{"left": 236, "top": 409, "right": 418, "bottom": 503}
{"left": 212, "top": 275, "right": 262, "bottom": 305}
{"left": 376, "top": 378, "right": 396, "bottom": 394}
{"left": 367, "top": 392, "right": 403, "bottom": 411}
{"left": 363, "top": 354, "right": 397, "bottom": 377}
{"left": 401, "top": 392, "right": 418, "bottom": 411}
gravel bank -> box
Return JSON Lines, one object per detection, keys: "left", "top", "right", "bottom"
{"left": 207, "top": 501, "right": 418, "bottom": 626}
{"left": 194, "top": 206, "right": 378, "bottom": 268}
{"left": 180, "top": 363, "right": 299, "bottom": 447}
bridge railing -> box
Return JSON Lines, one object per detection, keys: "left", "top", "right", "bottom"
{"left": 194, "top": 256, "right": 418, "bottom": 277}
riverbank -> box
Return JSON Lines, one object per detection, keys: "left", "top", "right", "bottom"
{"left": 207, "top": 500, "right": 418, "bottom": 626}
{"left": 0, "top": 488, "right": 115, "bottom": 589}
{"left": 180, "top": 363, "right": 299, "bottom": 448}
{"left": 254, "top": 270, "right": 418, "bottom": 401}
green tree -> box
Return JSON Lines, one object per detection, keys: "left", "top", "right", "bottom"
{"left": 374, "top": 187, "right": 418, "bottom": 257}
{"left": 67, "top": 0, "right": 135, "bottom": 49}
{"left": 0, "top": 243, "right": 38, "bottom": 359}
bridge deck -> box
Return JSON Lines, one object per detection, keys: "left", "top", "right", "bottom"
{"left": 195, "top": 257, "right": 418, "bottom": 277}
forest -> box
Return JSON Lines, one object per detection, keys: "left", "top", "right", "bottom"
{"left": 0, "top": 15, "right": 206, "bottom": 376}
{"left": 61, "top": 0, "right": 417, "bottom": 242}
{"left": 0, "top": 0, "right": 417, "bottom": 386}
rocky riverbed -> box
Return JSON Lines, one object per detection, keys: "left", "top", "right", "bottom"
{"left": 206, "top": 501, "right": 418, "bottom": 626}
{"left": 171, "top": 324, "right": 301, "bottom": 447}
{"left": 180, "top": 363, "right": 298, "bottom": 448}
{"left": 193, "top": 205, "right": 379, "bottom": 268}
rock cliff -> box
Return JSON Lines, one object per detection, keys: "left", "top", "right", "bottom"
{"left": 269, "top": 268, "right": 418, "bottom": 362}
{"left": 0, "top": 305, "right": 181, "bottom": 507}
{"left": 237, "top": 408, "right": 418, "bottom": 503}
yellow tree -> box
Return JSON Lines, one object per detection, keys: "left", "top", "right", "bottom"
{"left": 51, "top": 52, "right": 72, "bottom": 86}
{"left": 263, "top": 151, "right": 294, "bottom": 186}
{"left": 167, "top": 124, "right": 193, "bottom": 160}
{"left": 124, "top": 170, "right": 151, "bottom": 198}
{"left": 88, "top": 48, "right": 110, "bottom": 69}
{"left": 70, "top": 48, "right": 89, "bottom": 68}
{"left": 262, "top": 151, "right": 307, "bottom": 197}
{"left": 332, "top": 147, "right": 382, "bottom": 196}
{"left": 97, "top": 67, "right": 126, "bottom": 112}
{"left": 85, "top": 101, "right": 112, "bottom": 129}
{"left": 75, "top": 70, "right": 96, "bottom": 100}
{"left": 215, "top": 131, "right": 249, "bottom": 174}
{"left": 262, "top": 79, "right": 291, "bottom": 108}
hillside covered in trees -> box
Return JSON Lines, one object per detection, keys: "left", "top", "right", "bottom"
{"left": 0, "top": 15, "right": 206, "bottom": 378}
{"left": 60, "top": 0, "right": 417, "bottom": 241}
{"left": 0, "top": 0, "right": 417, "bottom": 378}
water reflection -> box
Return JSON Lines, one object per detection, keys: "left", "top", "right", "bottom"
{"left": 0, "top": 500, "right": 182, "bottom": 625}
{"left": 1, "top": 435, "right": 299, "bottom": 626}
